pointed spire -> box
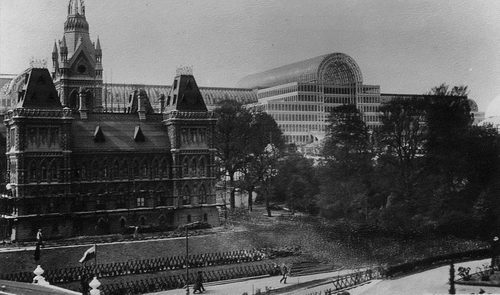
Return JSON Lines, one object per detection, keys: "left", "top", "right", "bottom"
{"left": 68, "top": 0, "right": 85, "bottom": 16}
{"left": 96, "top": 37, "right": 101, "bottom": 50}
{"left": 61, "top": 35, "right": 67, "bottom": 49}
{"left": 73, "top": 0, "right": 79, "bottom": 15}
{"left": 52, "top": 40, "right": 58, "bottom": 54}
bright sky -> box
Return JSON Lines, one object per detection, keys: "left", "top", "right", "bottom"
{"left": 1, "top": 0, "right": 499, "bottom": 112}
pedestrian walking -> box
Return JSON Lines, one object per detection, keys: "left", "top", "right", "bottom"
{"left": 36, "top": 229, "right": 43, "bottom": 247}
{"left": 279, "top": 263, "right": 289, "bottom": 284}
{"left": 193, "top": 271, "right": 205, "bottom": 293}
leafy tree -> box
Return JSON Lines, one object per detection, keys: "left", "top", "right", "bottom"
{"left": 379, "top": 96, "right": 428, "bottom": 201}
{"left": 423, "top": 84, "right": 475, "bottom": 222}
{"left": 319, "top": 104, "right": 373, "bottom": 221}
{"left": 323, "top": 104, "right": 370, "bottom": 174}
{"left": 213, "top": 100, "right": 253, "bottom": 209}
{"left": 242, "top": 110, "right": 284, "bottom": 214}
{"left": 273, "top": 151, "right": 319, "bottom": 214}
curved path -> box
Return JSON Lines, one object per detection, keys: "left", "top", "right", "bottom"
{"left": 150, "top": 259, "right": 500, "bottom": 295}
{"left": 351, "top": 259, "right": 500, "bottom": 295}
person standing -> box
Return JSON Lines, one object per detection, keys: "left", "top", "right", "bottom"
{"left": 36, "top": 229, "right": 43, "bottom": 247}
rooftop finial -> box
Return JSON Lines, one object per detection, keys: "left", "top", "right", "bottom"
{"left": 68, "top": 0, "right": 85, "bottom": 16}
{"left": 176, "top": 65, "right": 193, "bottom": 76}
{"left": 29, "top": 58, "right": 47, "bottom": 69}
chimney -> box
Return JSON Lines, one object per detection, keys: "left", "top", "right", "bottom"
{"left": 137, "top": 90, "right": 146, "bottom": 121}
{"left": 159, "top": 94, "right": 165, "bottom": 113}
{"left": 79, "top": 87, "right": 88, "bottom": 119}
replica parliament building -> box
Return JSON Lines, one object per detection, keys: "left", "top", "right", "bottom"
{"left": 0, "top": 0, "right": 219, "bottom": 241}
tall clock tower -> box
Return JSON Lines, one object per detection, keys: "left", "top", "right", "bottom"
{"left": 52, "top": 0, "right": 103, "bottom": 113}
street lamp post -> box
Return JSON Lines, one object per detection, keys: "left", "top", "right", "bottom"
{"left": 185, "top": 226, "right": 189, "bottom": 295}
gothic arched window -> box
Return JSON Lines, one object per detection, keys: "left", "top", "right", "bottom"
{"left": 112, "top": 160, "right": 119, "bottom": 179}
{"left": 199, "top": 185, "right": 207, "bottom": 204}
{"left": 133, "top": 159, "right": 139, "bottom": 177}
{"left": 198, "top": 157, "right": 206, "bottom": 177}
{"left": 81, "top": 163, "right": 87, "bottom": 180}
{"left": 92, "top": 160, "right": 99, "bottom": 181}
{"left": 41, "top": 161, "right": 48, "bottom": 182}
{"left": 182, "top": 186, "right": 190, "bottom": 205}
{"left": 141, "top": 162, "right": 148, "bottom": 178}
{"left": 182, "top": 158, "right": 189, "bottom": 177}
{"left": 30, "top": 161, "right": 37, "bottom": 182}
{"left": 152, "top": 159, "right": 159, "bottom": 178}
{"left": 120, "top": 160, "right": 128, "bottom": 179}
{"left": 189, "top": 158, "right": 196, "bottom": 177}
{"left": 101, "top": 160, "right": 108, "bottom": 179}
{"left": 159, "top": 159, "right": 165, "bottom": 178}
{"left": 49, "top": 161, "right": 58, "bottom": 183}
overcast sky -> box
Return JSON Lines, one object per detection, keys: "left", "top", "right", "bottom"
{"left": 1, "top": 0, "right": 499, "bottom": 113}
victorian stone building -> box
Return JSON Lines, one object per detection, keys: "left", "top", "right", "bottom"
{"left": 0, "top": 0, "right": 219, "bottom": 242}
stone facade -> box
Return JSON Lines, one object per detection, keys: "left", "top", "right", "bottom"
{"left": 0, "top": 66, "right": 218, "bottom": 242}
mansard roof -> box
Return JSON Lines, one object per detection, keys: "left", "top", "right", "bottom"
{"left": 71, "top": 113, "right": 170, "bottom": 151}
{"left": 165, "top": 74, "right": 208, "bottom": 112}
{"left": 237, "top": 52, "right": 363, "bottom": 89}
{"left": 17, "top": 68, "right": 62, "bottom": 109}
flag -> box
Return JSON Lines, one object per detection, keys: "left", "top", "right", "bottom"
{"left": 79, "top": 245, "right": 96, "bottom": 263}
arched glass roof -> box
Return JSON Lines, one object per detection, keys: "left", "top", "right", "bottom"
{"left": 237, "top": 53, "right": 363, "bottom": 89}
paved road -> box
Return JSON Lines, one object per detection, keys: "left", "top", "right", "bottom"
{"left": 148, "top": 259, "right": 500, "bottom": 295}
{"left": 353, "top": 259, "right": 500, "bottom": 295}
{"left": 148, "top": 268, "right": 356, "bottom": 295}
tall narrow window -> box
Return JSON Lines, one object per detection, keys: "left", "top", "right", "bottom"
{"left": 182, "top": 186, "right": 190, "bottom": 205}
{"left": 142, "top": 163, "right": 148, "bottom": 178}
{"left": 198, "top": 157, "right": 206, "bottom": 177}
{"left": 199, "top": 185, "right": 207, "bottom": 204}
{"left": 30, "top": 162, "right": 37, "bottom": 182}
{"left": 50, "top": 162, "right": 58, "bottom": 183}
{"left": 182, "top": 158, "right": 189, "bottom": 177}
{"left": 81, "top": 164, "right": 87, "bottom": 180}
{"left": 41, "top": 163, "right": 48, "bottom": 182}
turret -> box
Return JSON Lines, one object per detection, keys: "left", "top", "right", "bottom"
{"left": 95, "top": 37, "right": 102, "bottom": 62}
{"left": 60, "top": 36, "right": 68, "bottom": 63}
{"left": 52, "top": 40, "right": 58, "bottom": 63}
{"left": 52, "top": 40, "right": 59, "bottom": 78}
{"left": 95, "top": 37, "right": 103, "bottom": 78}
{"left": 65, "top": 0, "right": 88, "bottom": 32}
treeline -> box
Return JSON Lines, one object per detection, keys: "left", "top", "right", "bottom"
{"left": 213, "top": 84, "right": 500, "bottom": 239}
{"left": 318, "top": 84, "right": 500, "bottom": 239}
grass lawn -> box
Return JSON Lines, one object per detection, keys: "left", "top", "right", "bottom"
{"left": 0, "top": 204, "right": 490, "bottom": 291}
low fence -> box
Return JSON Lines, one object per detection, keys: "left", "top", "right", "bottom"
{"left": 101, "top": 263, "right": 280, "bottom": 295}
{"left": 303, "top": 268, "right": 383, "bottom": 295}
{"left": 383, "top": 248, "right": 490, "bottom": 278}
{"left": 0, "top": 249, "right": 271, "bottom": 284}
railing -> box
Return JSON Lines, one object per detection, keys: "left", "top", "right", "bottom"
{"left": 0, "top": 249, "right": 274, "bottom": 284}
{"left": 101, "top": 263, "right": 280, "bottom": 295}
{"left": 304, "top": 268, "right": 383, "bottom": 295}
